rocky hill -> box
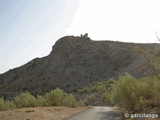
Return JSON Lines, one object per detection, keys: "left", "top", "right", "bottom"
{"left": 0, "top": 34, "right": 160, "bottom": 98}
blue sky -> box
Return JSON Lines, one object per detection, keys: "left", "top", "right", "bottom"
{"left": 0, "top": 0, "right": 79, "bottom": 73}
{"left": 0, "top": 0, "right": 160, "bottom": 73}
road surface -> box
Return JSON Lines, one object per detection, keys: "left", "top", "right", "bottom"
{"left": 64, "top": 106, "right": 123, "bottom": 120}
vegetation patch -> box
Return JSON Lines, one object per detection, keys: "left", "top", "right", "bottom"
{"left": 110, "top": 73, "right": 160, "bottom": 112}
{"left": 78, "top": 72, "right": 160, "bottom": 113}
{"left": 0, "top": 88, "right": 78, "bottom": 111}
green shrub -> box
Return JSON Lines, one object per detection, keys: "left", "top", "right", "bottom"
{"left": 110, "top": 73, "right": 160, "bottom": 112}
{"left": 36, "top": 95, "right": 46, "bottom": 107}
{"left": 0, "top": 98, "right": 5, "bottom": 111}
{"left": 96, "top": 84, "right": 107, "bottom": 93}
{"left": 4, "top": 100, "right": 15, "bottom": 110}
{"left": 14, "top": 92, "right": 37, "bottom": 108}
{"left": 102, "top": 92, "right": 112, "bottom": 105}
{"left": 104, "top": 79, "right": 115, "bottom": 89}
{"left": 44, "top": 88, "right": 68, "bottom": 106}
{"left": 44, "top": 88, "right": 77, "bottom": 107}
{"left": 0, "top": 98, "right": 15, "bottom": 111}
{"left": 78, "top": 99, "right": 85, "bottom": 107}
{"left": 0, "top": 88, "right": 79, "bottom": 110}
{"left": 63, "top": 94, "right": 78, "bottom": 107}
{"left": 84, "top": 94, "right": 95, "bottom": 105}
{"left": 78, "top": 87, "right": 91, "bottom": 94}
{"left": 78, "top": 81, "right": 110, "bottom": 94}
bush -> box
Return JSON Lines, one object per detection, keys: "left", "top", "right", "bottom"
{"left": 78, "top": 81, "right": 111, "bottom": 94}
{"left": 96, "top": 84, "right": 107, "bottom": 93}
{"left": 78, "top": 99, "right": 85, "bottom": 107}
{"left": 104, "top": 79, "right": 115, "bottom": 89}
{"left": 4, "top": 101, "right": 15, "bottom": 110}
{"left": 44, "top": 88, "right": 68, "bottom": 106}
{"left": 78, "top": 87, "right": 91, "bottom": 94}
{"left": 84, "top": 94, "right": 95, "bottom": 105}
{"left": 14, "top": 92, "right": 37, "bottom": 108}
{"left": 44, "top": 88, "right": 77, "bottom": 107}
{"left": 0, "top": 98, "right": 5, "bottom": 111}
{"left": 110, "top": 73, "right": 160, "bottom": 112}
{"left": 0, "top": 98, "right": 15, "bottom": 111}
{"left": 102, "top": 92, "right": 112, "bottom": 105}
{"left": 63, "top": 94, "right": 78, "bottom": 107}
{"left": 36, "top": 95, "right": 46, "bottom": 107}
{"left": 0, "top": 88, "right": 79, "bottom": 111}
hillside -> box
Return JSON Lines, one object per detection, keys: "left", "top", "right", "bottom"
{"left": 0, "top": 34, "right": 160, "bottom": 99}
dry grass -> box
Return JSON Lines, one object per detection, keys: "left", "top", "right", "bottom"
{"left": 0, "top": 106, "right": 89, "bottom": 120}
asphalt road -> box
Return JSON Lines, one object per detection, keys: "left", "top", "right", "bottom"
{"left": 65, "top": 106, "right": 124, "bottom": 120}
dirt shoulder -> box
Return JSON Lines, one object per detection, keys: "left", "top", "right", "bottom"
{"left": 0, "top": 106, "right": 89, "bottom": 120}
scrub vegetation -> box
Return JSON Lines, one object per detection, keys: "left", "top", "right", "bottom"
{"left": 78, "top": 73, "right": 160, "bottom": 112}
{"left": 0, "top": 88, "right": 78, "bottom": 111}
{"left": 110, "top": 73, "right": 160, "bottom": 112}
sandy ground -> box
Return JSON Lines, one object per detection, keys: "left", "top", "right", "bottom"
{"left": 0, "top": 106, "right": 89, "bottom": 120}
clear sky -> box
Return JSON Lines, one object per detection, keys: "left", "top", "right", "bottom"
{"left": 0, "top": 0, "right": 160, "bottom": 74}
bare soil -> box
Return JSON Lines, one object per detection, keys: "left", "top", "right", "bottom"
{"left": 0, "top": 106, "right": 89, "bottom": 120}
